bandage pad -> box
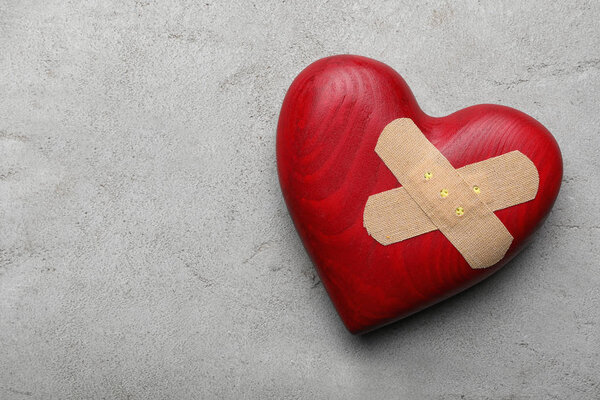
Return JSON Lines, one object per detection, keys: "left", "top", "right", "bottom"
{"left": 363, "top": 118, "right": 539, "bottom": 269}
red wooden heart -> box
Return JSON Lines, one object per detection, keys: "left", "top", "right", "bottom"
{"left": 277, "top": 55, "right": 562, "bottom": 334}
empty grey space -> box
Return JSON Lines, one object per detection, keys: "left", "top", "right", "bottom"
{"left": 1, "top": 1, "right": 599, "bottom": 399}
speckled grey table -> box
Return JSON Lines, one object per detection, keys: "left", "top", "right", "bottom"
{"left": 1, "top": 1, "right": 599, "bottom": 399}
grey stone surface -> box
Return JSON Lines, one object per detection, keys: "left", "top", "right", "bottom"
{"left": 0, "top": 0, "right": 599, "bottom": 398}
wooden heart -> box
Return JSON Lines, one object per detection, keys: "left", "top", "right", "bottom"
{"left": 277, "top": 55, "right": 562, "bottom": 334}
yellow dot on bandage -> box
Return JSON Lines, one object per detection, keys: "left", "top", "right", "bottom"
{"left": 440, "top": 189, "right": 449, "bottom": 198}
{"left": 424, "top": 171, "right": 433, "bottom": 180}
{"left": 455, "top": 207, "right": 464, "bottom": 216}
{"left": 473, "top": 186, "right": 481, "bottom": 194}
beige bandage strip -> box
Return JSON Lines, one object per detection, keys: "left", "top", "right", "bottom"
{"left": 364, "top": 150, "right": 539, "bottom": 244}
{"left": 363, "top": 118, "right": 539, "bottom": 269}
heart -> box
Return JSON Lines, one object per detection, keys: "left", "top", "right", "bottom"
{"left": 277, "top": 55, "right": 562, "bottom": 334}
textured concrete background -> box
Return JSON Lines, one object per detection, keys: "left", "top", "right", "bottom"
{"left": 0, "top": 0, "right": 599, "bottom": 399}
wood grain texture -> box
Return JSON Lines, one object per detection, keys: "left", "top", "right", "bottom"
{"left": 276, "top": 55, "right": 562, "bottom": 334}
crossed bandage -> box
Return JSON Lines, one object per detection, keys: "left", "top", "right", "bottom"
{"left": 363, "top": 119, "right": 539, "bottom": 269}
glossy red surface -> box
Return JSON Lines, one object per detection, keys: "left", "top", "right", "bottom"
{"left": 276, "top": 55, "right": 562, "bottom": 334}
